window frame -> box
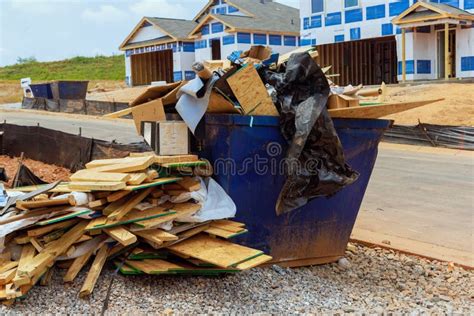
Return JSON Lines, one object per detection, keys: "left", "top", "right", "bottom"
{"left": 311, "top": 0, "right": 325, "bottom": 14}
{"left": 344, "top": 0, "right": 359, "bottom": 9}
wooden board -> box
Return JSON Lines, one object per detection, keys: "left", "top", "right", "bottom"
{"left": 126, "top": 173, "right": 147, "bottom": 185}
{"left": 204, "top": 227, "right": 248, "bottom": 239}
{"left": 102, "top": 107, "right": 133, "bottom": 119}
{"left": 86, "top": 156, "right": 149, "bottom": 169}
{"left": 207, "top": 91, "right": 239, "bottom": 113}
{"left": 107, "top": 187, "right": 153, "bottom": 220}
{"left": 79, "top": 244, "right": 109, "bottom": 298}
{"left": 70, "top": 170, "right": 131, "bottom": 183}
{"left": 328, "top": 99, "right": 444, "bottom": 119}
{"left": 125, "top": 259, "right": 183, "bottom": 274}
{"left": 131, "top": 203, "right": 200, "bottom": 230}
{"left": 235, "top": 254, "right": 272, "bottom": 270}
{"left": 87, "top": 208, "right": 176, "bottom": 230}
{"left": 27, "top": 219, "right": 79, "bottom": 237}
{"left": 125, "top": 177, "right": 181, "bottom": 191}
{"left": 167, "top": 234, "right": 263, "bottom": 268}
{"left": 87, "top": 156, "right": 155, "bottom": 173}
{"left": 157, "top": 121, "right": 189, "bottom": 155}
{"left": 226, "top": 64, "right": 278, "bottom": 116}
{"left": 131, "top": 98, "right": 166, "bottom": 134}
{"left": 104, "top": 227, "right": 137, "bottom": 246}
{"left": 130, "top": 82, "right": 181, "bottom": 107}
{"left": 67, "top": 181, "right": 126, "bottom": 192}
{"left": 36, "top": 210, "right": 93, "bottom": 226}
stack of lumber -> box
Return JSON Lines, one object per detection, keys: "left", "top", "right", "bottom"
{"left": 0, "top": 154, "right": 271, "bottom": 304}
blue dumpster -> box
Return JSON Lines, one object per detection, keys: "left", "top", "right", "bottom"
{"left": 200, "top": 114, "right": 392, "bottom": 267}
{"left": 30, "top": 83, "right": 53, "bottom": 99}
{"left": 50, "top": 80, "right": 89, "bottom": 100}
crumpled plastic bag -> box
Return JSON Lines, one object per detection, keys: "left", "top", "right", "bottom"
{"left": 171, "top": 177, "right": 236, "bottom": 222}
{"left": 262, "top": 52, "right": 359, "bottom": 215}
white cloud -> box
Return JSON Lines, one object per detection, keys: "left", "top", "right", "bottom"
{"left": 81, "top": 4, "right": 128, "bottom": 23}
{"left": 130, "top": 0, "right": 203, "bottom": 19}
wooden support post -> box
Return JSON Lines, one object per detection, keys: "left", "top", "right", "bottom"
{"left": 402, "top": 28, "right": 406, "bottom": 83}
{"left": 445, "top": 23, "right": 449, "bottom": 80}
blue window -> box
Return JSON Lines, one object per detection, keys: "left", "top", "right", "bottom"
{"left": 310, "top": 15, "right": 322, "bottom": 28}
{"left": 195, "top": 40, "right": 207, "bottom": 49}
{"left": 431, "top": 0, "right": 459, "bottom": 7}
{"left": 253, "top": 33, "right": 267, "bottom": 45}
{"left": 311, "top": 38, "right": 317, "bottom": 45}
{"left": 184, "top": 71, "right": 196, "bottom": 80}
{"left": 417, "top": 60, "right": 431, "bottom": 74}
{"left": 211, "top": 22, "right": 224, "bottom": 33}
{"left": 350, "top": 28, "right": 360, "bottom": 40}
{"left": 382, "top": 23, "right": 393, "bottom": 36}
{"left": 389, "top": 0, "right": 410, "bottom": 17}
{"left": 215, "top": 6, "right": 226, "bottom": 14}
{"left": 300, "top": 38, "right": 312, "bottom": 46}
{"left": 366, "top": 4, "right": 386, "bottom": 20}
{"left": 345, "top": 8, "right": 363, "bottom": 23}
{"left": 228, "top": 5, "right": 239, "bottom": 13}
{"left": 398, "top": 60, "right": 414, "bottom": 74}
{"left": 182, "top": 42, "right": 195, "bottom": 52}
{"left": 201, "top": 24, "right": 210, "bottom": 35}
{"left": 311, "top": 0, "right": 324, "bottom": 13}
{"left": 345, "top": 0, "right": 358, "bottom": 8}
{"left": 325, "top": 12, "right": 342, "bottom": 26}
{"left": 222, "top": 34, "right": 235, "bottom": 45}
{"left": 461, "top": 56, "right": 474, "bottom": 71}
{"left": 173, "top": 71, "right": 183, "bottom": 82}
{"left": 303, "top": 17, "right": 310, "bottom": 29}
{"left": 237, "top": 32, "right": 251, "bottom": 44}
{"left": 269, "top": 34, "right": 282, "bottom": 45}
{"left": 466, "top": 0, "right": 474, "bottom": 9}
{"left": 284, "top": 35, "right": 296, "bottom": 46}
{"left": 396, "top": 27, "right": 402, "bottom": 34}
{"left": 335, "top": 34, "right": 345, "bottom": 42}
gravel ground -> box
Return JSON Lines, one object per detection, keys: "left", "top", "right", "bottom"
{"left": 2, "top": 243, "right": 473, "bottom": 314}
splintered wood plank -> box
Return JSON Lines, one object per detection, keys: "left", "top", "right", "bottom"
{"left": 153, "top": 154, "right": 199, "bottom": 164}
{"left": 107, "top": 187, "right": 153, "bottom": 221}
{"left": 235, "top": 254, "right": 272, "bottom": 270}
{"left": 12, "top": 244, "right": 35, "bottom": 286}
{"left": 87, "top": 156, "right": 155, "bottom": 173}
{"left": 88, "top": 198, "right": 108, "bottom": 208}
{"left": 0, "top": 268, "right": 16, "bottom": 285}
{"left": 85, "top": 217, "right": 108, "bottom": 230}
{"left": 36, "top": 209, "right": 93, "bottom": 226}
{"left": 226, "top": 64, "right": 278, "bottom": 116}
{"left": 177, "top": 177, "right": 201, "bottom": 192}
{"left": 104, "top": 227, "right": 137, "bottom": 246}
{"left": 30, "top": 238, "right": 44, "bottom": 252}
{"left": 213, "top": 220, "right": 246, "bottom": 228}
{"left": 85, "top": 156, "right": 152, "bottom": 169}
{"left": 126, "top": 173, "right": 147, "bottom": 185}
{"left": 79, "top": 245, "right": 109, "bottom": 298}
{"left": 107, "top": 190, "right": 131, "bottom": 202}
{"left": 125, "top": 177, "right": 182, "bottom": 191}
{"left": 329, "top": 99, "right": 443, "bottom": 119}
{"left": 70, "top": 170, "right": 131, "bottom": 183}
{"left": 210, "top": 222, "right": 246, "bottom": 233}
{"left": 131, "top": 203, "right": 201, "bottom": 230}
{"left": 16, "top": 196, "right": 75, "bottom": 209}
{"left": 88, "top": 208, "right": 176, "bottom": 230}
{"left": 135, "top": 229, "right": 177, "bottom": 243}
{"left": 27, "top": 219, "right": 79, "bottom": 237}
{"left": 125, "top": 259, "right": 183, "bottom": 274}
{"left": 64, "top": 249, "right": 94, "bottom": 282}
{"left": 68, "top": 181, "right": 126, "bottom": 192}
{"left": 204, "top": 227, "right": 248, "bottom": 239}
{"left": 167, "top": 234, "right": 263, "bottom": 268}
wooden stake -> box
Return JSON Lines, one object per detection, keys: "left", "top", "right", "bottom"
{"left": 79, "top": 244, "right": 109, "bottom": 298}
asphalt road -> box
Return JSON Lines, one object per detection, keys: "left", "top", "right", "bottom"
{"left": 1, "top": 109, "right": 472, "bottom": 265}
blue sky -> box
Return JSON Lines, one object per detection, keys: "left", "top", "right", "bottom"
{"left": 0, "top": 0, "right": 298, "bottom": 66}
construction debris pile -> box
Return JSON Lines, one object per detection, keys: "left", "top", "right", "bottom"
{"left": 0, "top": 154, "right": 271, "bottom": 303}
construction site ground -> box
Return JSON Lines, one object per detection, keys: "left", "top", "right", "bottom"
{"left": 1, "top": 243, "right": 472, "bottom": 314}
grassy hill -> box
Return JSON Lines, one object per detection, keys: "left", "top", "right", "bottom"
{"left": 0, "top": 55, "right": 125, "bottom": 81}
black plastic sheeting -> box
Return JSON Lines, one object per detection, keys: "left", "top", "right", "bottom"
{"left": 14, "top": 164, "right": 47, "bottom": 188}
{"left": 21, "top": 98, "right": 131, "bottom": 117}
{"left": 0, "top": 123, "right": 151, "bottom": 171}
{"left": 384, "top": 123, "right": 474, "bottom": 151}
{"left": 262, "top": 52, "right": 359, "bottom": 215}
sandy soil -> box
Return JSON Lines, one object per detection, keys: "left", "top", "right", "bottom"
{"left": 0, "top": 80, "right": 126, "bottom": 104}
{"left": 382, "top": 83, "right": 474, "bottom": 126}
{"left": 0, "top": 155, "right": 71, "bottom": 188}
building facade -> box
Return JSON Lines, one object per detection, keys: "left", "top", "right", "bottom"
{"left": 120, "top": 0, "right": 300, "bottom": 86}
{"left": 300, "top": 0, "right": 474, "bottom": 82}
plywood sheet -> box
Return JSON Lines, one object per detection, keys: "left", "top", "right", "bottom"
{"left": 131, "top": 98, "right": 166, "bottom": 134}
{"left": 226, "top": 65, "right": 278, "bottom": 116}
{"left": 167, "top": 234, "right": 263, "bottom": 268}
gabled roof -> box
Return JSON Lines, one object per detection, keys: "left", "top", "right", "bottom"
{"left": 189, "top": 0, "right": 300, "bottom": 37}
{"left": 392, "top": 1, "right": 474, "bottom": 25}
{"left": 119, "top": 17, "right": 197, "bottom": 50}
